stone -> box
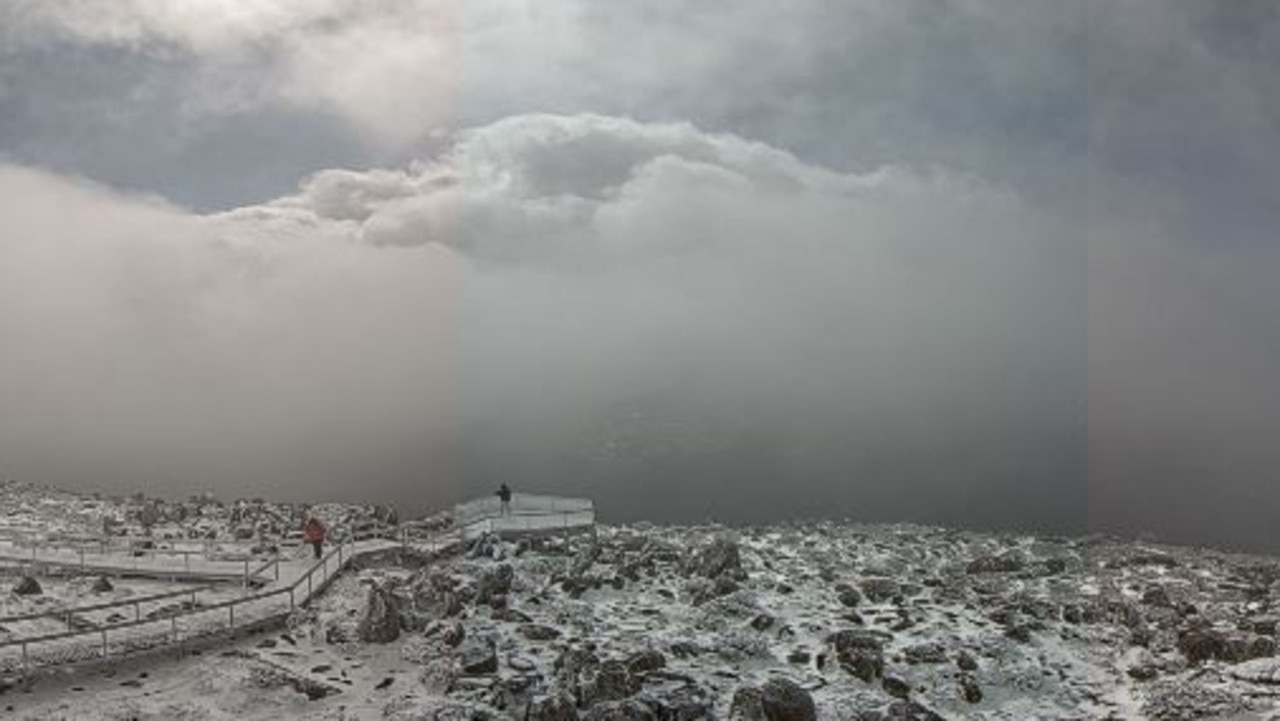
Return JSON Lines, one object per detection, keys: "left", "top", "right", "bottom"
{"left": 527, "top": 694, "right": 580, "bottom": 721}
{"left": 626, "top": 649, "right": 666, "bottom": 675}
{"left": 884, "top": 700, "right": 945, "bottom": 720}
{"left": 835, "top": 584, "right": 862, "bottom": 607}
{"left": 966, "top": 553, "right": 1025, "bottom": 574}
{"left": 860, "top": 578, "right": 900, "bottom": 604}
{"left": 882, "top": 676, "right": 911, "bottom": 699}
{"left": 959, "top": 673, "right": 983, "bottom": 703}
{"left": 356, "top": 583, "right": 401, "bottom": 643}
{"left": 760, "top": 677, "right": 817, "bottom": 721}
{"left": 583, "top": 660, "right": 640, "bottom": 705}
{"left": 521, "top": 623, "right": 562, "bottom": 641}
{"left": 458, "top": 637, "right": 498, "bottom": 675}
{"left": 442, "top": 621, "right": 466, "bottom": 647}
{"left": 12, "top": 576, "right": 41, "bottom": 596}
{"left": 686, "top": 536, "right": 745, "bottom": 580}
{"left": 829, "top": 630, "right": 887, "bottom": 681}
{"left": 582, "top": 700, "right": 657, "bottom": 721}
{"left": 477, "top": 564, "right": 514, "bottom": 604}
{"left": 903, "top": 643, "right": 947, "bottom": 665}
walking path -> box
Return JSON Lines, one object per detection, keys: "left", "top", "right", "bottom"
{"left": 0, "top": 537, "right": 270, "bottom": 583}
{"left": 0, "top": 496, "right": 555, "bottom": 677}
{"left": 0, "top": 532, "right": 454, "bottom": 676}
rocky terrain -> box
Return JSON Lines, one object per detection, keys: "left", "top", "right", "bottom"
{"left": 5, "top": 481, "right": 1280, "bottom": 718}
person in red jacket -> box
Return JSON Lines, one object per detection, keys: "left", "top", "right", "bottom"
{"left": 304, "top": 515, "right": 327, "bottom": 560}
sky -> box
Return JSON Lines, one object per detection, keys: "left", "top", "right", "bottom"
{"left": 1, "top": 1, "right": 1278, "bottom": 551}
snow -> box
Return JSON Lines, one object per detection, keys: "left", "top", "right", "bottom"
{"left": 3, "top": 483, "right": 1280, "bottom": 719}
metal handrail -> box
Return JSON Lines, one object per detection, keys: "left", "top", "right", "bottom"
{"left": 457, "top": 507, "right": 594, "bottom": 540}
{"left": 0, "top": 530, "right": 446, "bottom": 675}
{"left": 0, "top": 584, "right": 216, "bottom": 625}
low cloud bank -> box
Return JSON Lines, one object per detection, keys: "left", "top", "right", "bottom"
{"left": 5, "top": 113, "right": 1082, "bottom": 530}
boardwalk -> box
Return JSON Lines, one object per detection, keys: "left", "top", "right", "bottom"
{"left": 0, "top": 536, "right": 273, "bottom": 584}
{"left": 0, "top": 495, "right": 566, "bottom": 677}
{"left": 0, "top": 533, "right": 448, "bottom": 676}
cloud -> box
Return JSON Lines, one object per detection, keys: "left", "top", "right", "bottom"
{"left": 2, "top": 0, "right": 460, "bottom": 149}
{"left": 0, "top": 114, "right": 1083, "bottom": 527}
{"left": 0, "top": 0, "right": 1088, "bottom": 204}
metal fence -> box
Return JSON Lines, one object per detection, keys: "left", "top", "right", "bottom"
{"left": 0, "top": 527, "right": 437, "bottom": 677}
{"left": 454, "top": 494, "right": 595, "bottom": 540}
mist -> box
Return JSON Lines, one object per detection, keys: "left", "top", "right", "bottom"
{"left": 2, "top": 1, "right": 1280, "bottom": 553}
{"left": 0, "top": 115, "right": 1085, "bottom": 532}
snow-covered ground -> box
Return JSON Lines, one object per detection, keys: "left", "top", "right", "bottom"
{"left": 4, "top": 481, "right": 1280, "bottom": 719}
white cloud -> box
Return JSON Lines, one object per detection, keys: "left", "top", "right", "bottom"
{"left": 0, "top": 113, "right": 1077, "bottom": 515}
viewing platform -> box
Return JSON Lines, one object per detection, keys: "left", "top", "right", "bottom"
{"left": 453, "top": 493, "right": 595, "bottom": 540}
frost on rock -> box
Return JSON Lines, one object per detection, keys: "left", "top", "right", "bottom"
{"left": 12, "top": 481, "right": 1280, "bottom": 720}
{"left": 685, "top": 535, "right": 747, "bottom": 581}
{"left": 12, "top": 575, "right": 42, "bottom": 595}
{"left": 357, "top": 580, "right": 402, "bottom": 643}
{"left": 1142, "top": 680, "right": 1251, "bottom": 720}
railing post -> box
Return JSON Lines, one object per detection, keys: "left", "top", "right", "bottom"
{"left": 21, "top": 641, "right": 28, "bottom": 675}
{"left": 184, "top": 552, "right": 190, "bottom": 574}
{"left": 289, "top": 586, "right": 295, "bottom": 610}
{"left": 135, "top": 601, "right": 141, "bottom": 622}
{"left": 171, "top": 615, "right": 178, "bottom": 643}
{"left": 307, "top": 570, "right": 313, "bottom": 598}
{"left": 229, "top": 603, "right": 235, "bottom": 628}
{"left": 101, "top": 628, "right": 108, "bottom": 658}
{"left": 243, "top": 558, "right": 249, "bottom": 590}
{"left": 274, "top": 557, "right": 279, "bottom": 581}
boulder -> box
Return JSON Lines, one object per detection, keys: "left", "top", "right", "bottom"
{"left": 357, "top": 583, "right": 401, "bottom": 643}
{"left": 522, "top": 623, "right": 563, "bottom": 641}
{"left": 457, "top": 637, "right": 498, "bottom": 675}
{"left": 477, "top": 564, "right": 514, "bottom": 605}
{"left": 760, "top": 678, "right": 817, "bottom": 721}
{"left": 12, "top": 576, "right": 41, "bottom": 596}
{"left": 582, "top": 700, "right": 657, "bottom": 721}
{"left": 1177, "top": 627, "right": 1272, "bottom": 665}
{"left": 636, "top": 684, "right": 714, "bottom": 720}
{"left": 958, "top": 674, "right": 982, "bottom": 703}
{"left": 884, "top": 700, "right": 945, "bottom": 720}
{"left": 966, "top": 553, "right": 1025, "bottom": 574}
{"left": 729, "top": 679, "right": 816, "bottom": 721}
{"left": 903, "top": 643, "right": 947, "bottom": 665}
{"left": 882, "top": 676, "right": 911, "bottom": 699}
{"left": 442, "top": 621, "right": 466, "bottom": 648}
{"left": 582, "top": 660, "right": 640, "bottom": 706}
{"left": 626, "top": 650, "right": 666, "bottom": 675}
{"left": 835, "top": 583, "right": 862, "bottom": 608}
{"left": 860, "top": 578, "right": 900, "bottom": 604}
{"left": 527, "top": 694, "right": 580, "bottom": 721}
{"left": 686, "top": 537, "right": 745, "bottom": 580}
{"left": 829, "top": 629, "right": 887, "bottom": 683}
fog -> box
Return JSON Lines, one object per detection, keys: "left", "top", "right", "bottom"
{"left": 0, "top": 116, "right": 1083, "bottom": 530}
{"left": 2, "top": 1, "right": 1279, "bottom": 553}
